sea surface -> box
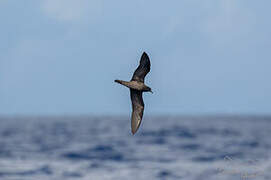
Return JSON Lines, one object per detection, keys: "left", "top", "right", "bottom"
{"left": 0, "top": 116, "right": 270, "bottom": 180}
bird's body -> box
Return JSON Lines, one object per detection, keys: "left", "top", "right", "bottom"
{"left": 115, "top": 52, "right": 152, "bottom": 134}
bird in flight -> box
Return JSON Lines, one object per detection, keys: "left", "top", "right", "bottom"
{"left": 115, "top": 52, "right": 152, "bottom": 134}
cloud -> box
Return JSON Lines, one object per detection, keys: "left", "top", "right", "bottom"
{"left": 41, "top": 0, "right": 102, "bottom": 22}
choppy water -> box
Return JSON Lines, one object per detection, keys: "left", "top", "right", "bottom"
{"left": 0, "top": 116, "right": 270, "bottom": 180}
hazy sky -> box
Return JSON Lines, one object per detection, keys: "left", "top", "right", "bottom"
{"left": 1, "top": 0, "right": 270, "bottom": 115}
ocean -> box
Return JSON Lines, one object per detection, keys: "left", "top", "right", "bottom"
{"left": 0, "top": 116, "right": 270, "bottom": 180}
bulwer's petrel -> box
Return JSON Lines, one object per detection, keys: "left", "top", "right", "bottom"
{"left": 115, "top": 52, "right": 152, "bottom": 134}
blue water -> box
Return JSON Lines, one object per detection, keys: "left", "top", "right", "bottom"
{"left": 0, "top": 116, "right": 270, "bottom": 180}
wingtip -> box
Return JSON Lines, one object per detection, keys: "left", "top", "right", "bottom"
{"left": 142, "top": 51, "right": 148, "bottom": 56}
{"left": 131, "top": 124, "right": 140, "bottom": 135}
{"left": 131, "top": 129, "right": 138, "bottom": 135}
{"left": 141, "top": 52, "right": 150, "bottom": 62}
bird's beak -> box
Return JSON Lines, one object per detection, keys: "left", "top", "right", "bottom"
{"left": 150, "top": 90, "right": 153, "bottom": 94}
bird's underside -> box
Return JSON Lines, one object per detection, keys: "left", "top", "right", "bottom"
{"left": 115, "top": 52, "right": 151, "bottom": 134}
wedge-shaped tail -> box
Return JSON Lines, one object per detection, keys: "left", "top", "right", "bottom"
{"left": 114, "top": 80, "right": 131, "bottom": 88}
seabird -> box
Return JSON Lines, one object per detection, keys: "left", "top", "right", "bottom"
{"left": 115, "top": 52, "right": 152, "bottom": 134}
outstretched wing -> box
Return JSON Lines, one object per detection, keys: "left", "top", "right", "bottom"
{"left": 130, "top": 89, "right": 144, "bottom": 134}
{"left": 131, "top": 52, "right": 151, "bottom": 83}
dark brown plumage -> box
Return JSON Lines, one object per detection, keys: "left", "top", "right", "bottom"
{"left": 131, "top": 52, "right": 151, "bottom": 83}
{"left": 115, "top": 52, "right": 152, "bottom": 134}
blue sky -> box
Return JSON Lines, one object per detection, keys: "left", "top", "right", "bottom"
{"left": 0, "top": 0, "right": 270, "bottom": 115}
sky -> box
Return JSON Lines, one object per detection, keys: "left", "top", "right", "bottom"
{"left": 0, "top": 0, "right": 271, "bottom": 115}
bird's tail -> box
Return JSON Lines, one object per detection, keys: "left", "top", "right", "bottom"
{"left": 114, "top": 79, "right": 122, "bottom": 84}
{"left": 114, "top": 79, "right": 131, "bottom": 88}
